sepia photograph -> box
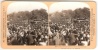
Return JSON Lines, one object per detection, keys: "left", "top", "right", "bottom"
{"left": 1, "top": 1, "right": 96, "bottom": 49}
{"left": 7, "top": 2, "right": 48, "bottom": 46}
{"left": 48, "top": 2, "right": 90, "bottom": 46}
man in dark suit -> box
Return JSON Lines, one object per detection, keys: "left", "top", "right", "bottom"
{"left": 26, "top": 31, "right": 35, "bottom": 45}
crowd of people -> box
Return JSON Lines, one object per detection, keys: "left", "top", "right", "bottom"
{"left": 7, "top": 22, "right": 48, "bottom": 45}
{"left": 49, "top": 21, "right": 90, "bottom": 46}
{"left": 7, "top": 21, "right": 90, "bottom": 46}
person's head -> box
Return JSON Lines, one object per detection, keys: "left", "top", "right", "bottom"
{"left": 72, "top": 30, "right": 78, "bottom": 34}
{"left": 55, "top": 30, "right": 58, "bottom": 32}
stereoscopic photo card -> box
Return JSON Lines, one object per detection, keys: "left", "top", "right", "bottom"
{"left": 1, "top": 1, "right": 96, "bottom": 49}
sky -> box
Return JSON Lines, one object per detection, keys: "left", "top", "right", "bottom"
{"left": 7, "top": 2, "right": 90, "bottom": 14}
{"left": 7, "top": 2, "right": 48, "bottom": 14}
{"left": 49, "top": 2, "right": 90, "bottom": 13}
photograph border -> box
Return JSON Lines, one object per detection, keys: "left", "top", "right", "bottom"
{"left": 1, "top": 1, "right": 96, "bottom": 49}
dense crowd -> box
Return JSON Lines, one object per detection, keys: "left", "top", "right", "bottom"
{"left": 7, "top": 23, "right": 48, "bottom": 45}
{"left": 7, "top": 8, "right": 90, "bottom": 46}
{"left": 7, "top": 20, "right": 90, "bottom": 46}
{"left": 49, "top": 22, "right": 90, "bottom": 46}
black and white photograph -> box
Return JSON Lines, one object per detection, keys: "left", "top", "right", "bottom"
{"left": 6, "top": 2, "right": 90, "bottom": 46}
{"left": 1, "top": 1, "right": 97, "bottom": 49}
{"left": 48, "top": 2, "right": 90, "bottom": 46}
{"left": 7, "top": 2, "right": 48, "bottom": 46}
